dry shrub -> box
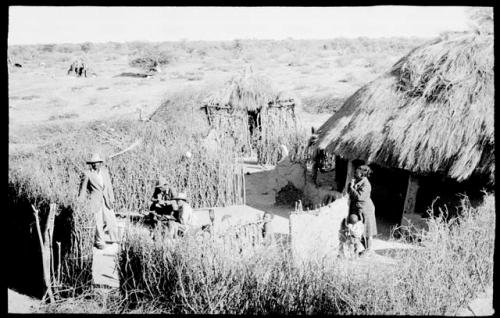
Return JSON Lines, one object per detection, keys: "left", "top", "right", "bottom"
{"left": 113, "top": 194, "right": 493, "bottom": 314}
{"left": 302, "top": 93, "right": 346, "bottom": 114}
{"left": 118, "top": 221, "right": 278, "bottom": 313}
{"left": 129, "top": 49, "right": 173, "bottom": 70}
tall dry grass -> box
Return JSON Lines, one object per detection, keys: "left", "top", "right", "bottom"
{"left": 113, "top": 194, "right": 494, "bottom": 314}
{"left": 8, "top": 117, "right": 244, "bottom": 297}
{"left": 255, "top": 108, "right": 308, "bottom": 164}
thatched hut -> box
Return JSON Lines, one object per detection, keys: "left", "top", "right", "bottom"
{"left": 202, "top": 66, "right": 298, "bottom": 164}
{"left": 67, "top": 58, "right": 88, "bottom": 77}
{"left": 311, "top": 33, "right": 494, "bottom": 224}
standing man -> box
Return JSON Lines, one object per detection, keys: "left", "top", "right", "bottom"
{"left": 79, "top": 153, "right": 119, "bottom": 249}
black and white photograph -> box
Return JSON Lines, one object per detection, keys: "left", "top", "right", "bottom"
{"left": 7, "top": 5, "right": 494, "bottom": 314}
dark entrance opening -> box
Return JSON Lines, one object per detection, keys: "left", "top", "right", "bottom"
{"left": 415, "top": 173, "right": 490, "bottom": 218}
{"left": 333, "top": 156, "right": 348, "bottom": 191}
{"left": 368, "top": 164, "right": 408, "bottom": 238}
{"left": 247, "top": 110, "right": 261, "bottom": 138}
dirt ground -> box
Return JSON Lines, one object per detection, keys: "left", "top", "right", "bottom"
{"left": 8, "top": 288, "right": 42, "bottom": 313}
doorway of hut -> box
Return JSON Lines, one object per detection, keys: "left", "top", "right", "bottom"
{"left": 333, "top": 157, "right": 408, "bottom": 239}
{"left": 369, "top": 164, "right": 408, "bottom": 239}
{"left": 247, "top": 110, "right": 261, "bottom": 141}
{"left": 414, "top": 173, "right": 491, "bottom": 219}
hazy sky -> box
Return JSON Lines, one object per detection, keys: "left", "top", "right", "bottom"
{"left": 8, "top": 6, "right": 472, "bottom": 45}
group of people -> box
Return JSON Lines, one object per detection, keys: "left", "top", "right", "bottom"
{"left": 144, "top": 178, "right": 196, "bottom": 239}
{"left": 339, "top": 164, "right": 378, "bottom": 258}
{"left": 78, "top": 152, "right": 376, "bottom": 256}
{"left": 78, "top": 153, "right": 196, "bottom": 250}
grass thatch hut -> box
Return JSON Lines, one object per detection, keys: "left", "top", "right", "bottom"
{"left": 311, "top": 32, "right": 494, "bottom": 224}
{"left": 202, "top": 66, "right": 298, "bottom": 164}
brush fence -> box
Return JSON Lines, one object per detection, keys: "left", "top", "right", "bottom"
{"left": 215, "top": 220, "right": 267, "bottom": 256}
{"left": 202, "top": 101, "right": 297, "bottom": 164}
{"left": 289, "top": 197, "right": 348, "bottom": 262}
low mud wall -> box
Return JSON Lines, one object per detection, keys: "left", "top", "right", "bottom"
{"left": 289, "top": 197, "right": 348, "bottom": 262}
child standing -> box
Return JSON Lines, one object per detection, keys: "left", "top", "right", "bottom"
{"left": 339, "top": 214, "right": 365, "bottom": 258}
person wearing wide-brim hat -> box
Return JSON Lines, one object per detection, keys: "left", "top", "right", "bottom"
{"left": 79, "top": 152, "right": 119, "bottom": 249}
{"left": 169, "top": 192, "right": 196, "bottom": 236}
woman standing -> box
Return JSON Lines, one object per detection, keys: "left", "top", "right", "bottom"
{"left": 347, "top": 165, "right": 377, "bottom": 254}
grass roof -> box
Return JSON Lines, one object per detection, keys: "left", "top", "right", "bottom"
{"left": 204, "top": 66, "right": 283, "bottom": 112}
{"left": 314, "top": 33, "right": 494, "bottom": 182}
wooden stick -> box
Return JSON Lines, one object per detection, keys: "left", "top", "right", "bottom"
{"left": 44, "top": 204, "right": 57, "bottom": 302}
{"left": 32, "top": 204, "right": 56, "bottom": 303}
{"left": 32, "top": 204, "right": 45, "bottom": 264}
{"left": 49, "top": 231, "right": 55, "bottom": 290}
{"left": 108, "top": 139, "right": 142, "bottom": 159}
{"left": 242, "top": 166, "right": 246, "bottom": 205}
{"left": 56, "top": 241, "right": 61, "bottom": 284}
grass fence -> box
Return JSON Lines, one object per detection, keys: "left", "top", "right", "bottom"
{"left": 8, "top": 118, "right": 244, "bottom": 298}
{"left": 109, "top": 194, "right": 494, "bottom": 314}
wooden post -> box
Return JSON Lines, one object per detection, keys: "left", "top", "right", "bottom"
{"left": 402, "top": 174, "right": 420, "bottom": 220}
{"left": 32, "top": 203, "right": 57, "bottom": 303}
{"left": 342, "top": 160, "right": 354, "bottom": 195}
{"left": 56, "top": 241, "right": 62, "bottom": 284}
{"left": 241, "top": 167, "right": 247, "bottom": 205}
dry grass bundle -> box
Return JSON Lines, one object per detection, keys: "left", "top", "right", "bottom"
{"left": 315, "top": 33, "right": 494, "bottom": 182}
{"left": 58, "top": 202, "right": 95, "bottom": 298}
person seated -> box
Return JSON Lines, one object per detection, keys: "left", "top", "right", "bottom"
{"left": 169, "top": 192, "right": 196, "bottom": 238}
{"left": 145, "top": 178, "right": 178, "bottom": 229}
{"left": 339, "top": 214, "right": 365, "bottom": 258}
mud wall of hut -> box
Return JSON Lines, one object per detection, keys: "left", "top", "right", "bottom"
{"left": 289, "top": 198, "right": 348, "bottom": 262}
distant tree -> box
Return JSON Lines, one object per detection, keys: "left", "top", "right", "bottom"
{"left": 233, "top": 39, "right": 242, "bottom": 51}
{"left": 129, "top": 49, "right": 174, "bottom": 70}
{"left": 81, "top": 42, "right": 93, "bottom": 53}
{"left": 40, "top": 44, "right": 56, "bottom": 53}
{"left": 57, "top": 44, "right": 75, "bottom": 54}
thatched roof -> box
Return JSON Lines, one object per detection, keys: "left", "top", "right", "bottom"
{"left": 314, "top": 33, "right": 494, "bottom": 182}
{"left": 204, "top": 66, "right": 295, "bottom": 111}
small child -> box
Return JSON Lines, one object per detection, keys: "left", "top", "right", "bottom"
{"left": 262, "top": 212, "right": 274, "bottom": 243}
{"left": 339, "top": 214, "right": 365, "bottom": 258}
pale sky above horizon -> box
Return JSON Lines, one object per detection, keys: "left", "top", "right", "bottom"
{"left": 8, "top": 6, "right": 473, "bottom": 45}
